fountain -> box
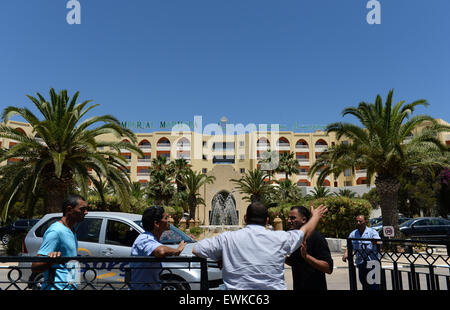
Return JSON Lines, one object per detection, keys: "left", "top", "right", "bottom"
{"left": 209, "top": 191, "right": 238, "bottom": 225}
{"left": 203, "top": 191, "right": 241, "bottom": 236}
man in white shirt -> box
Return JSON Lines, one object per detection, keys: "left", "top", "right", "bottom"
{"left": 192, "top": 202, "right": 328, "bottom": 290}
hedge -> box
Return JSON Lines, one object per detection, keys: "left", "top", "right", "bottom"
{"left": 268, "top": 197, "right": 372, "bottom": 239}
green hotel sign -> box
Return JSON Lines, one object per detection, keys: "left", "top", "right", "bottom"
{"left": 120, "top": 120, "right": 326, "bottom": 132}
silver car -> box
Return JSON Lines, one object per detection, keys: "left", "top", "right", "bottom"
{"left": 19, "top": 212, "right": 223, "bottom": 290}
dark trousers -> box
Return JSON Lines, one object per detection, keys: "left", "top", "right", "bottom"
{"left": 357, "top": 263, "right": 380, "bottom": 290}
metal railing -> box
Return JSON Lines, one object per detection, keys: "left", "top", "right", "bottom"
{"left": 0, "top": 256, "right": 209, "bottom": 291}
{"left": 347, "top": 238, "right": 450, "bottom": 290}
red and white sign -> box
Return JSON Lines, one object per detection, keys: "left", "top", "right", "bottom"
{"left": 383, "top": 226, "right": 395, "bottom": 238}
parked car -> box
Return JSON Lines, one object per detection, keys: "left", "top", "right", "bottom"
{"left": 0, "top": 219, "right": 40, "bottom": 246}
{"left": 399, "top": 217, "right": 450, "bottom": 240}
{"left": 19, "top": 212, "right": 223, "bottom": 290}
{"left": 371, "top": 217, "right": 411, "bottom": 233}
{"left": 369, "top": 217, "right": 382, "bottom": 227}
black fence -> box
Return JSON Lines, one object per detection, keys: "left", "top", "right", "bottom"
{"left": 346, "top": 238, "right": 450, "bottom": 290}
{"left": 0, "top": 256, "right": 211, "bottom": 290}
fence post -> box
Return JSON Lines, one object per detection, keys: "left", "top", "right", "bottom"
{"left": 347, "top": 238, "right": 358, "bottom": 290}
{"left": 199, "top": 258, "right": 209, "bottom": 291}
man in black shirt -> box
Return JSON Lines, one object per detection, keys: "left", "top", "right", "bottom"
{"left": 285, "top": 206, "right": 333, "bottom": 290}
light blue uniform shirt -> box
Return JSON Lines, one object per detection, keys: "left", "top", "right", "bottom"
{"left": 37, "top": 221, "right": 78, "bottom": 290}
{"left": 348, "top": 227, "right": 381, "bottom": 265}
{"left": 130, "top": 232, "right": 163, "bottom": 290}
{"left": 194, "top": 225, "right": 305, "bottom": 290}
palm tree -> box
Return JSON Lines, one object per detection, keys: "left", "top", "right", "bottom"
{"left": 168, "top": 158, "right": 191, "bottom": 192}
{"left": 274, "top": 179, "right": 304, "bottom": 204}
{"left": 310, "top": 90, "right": 450, "bottom": 235}
{"left": 146, "top": 169, "right": 175, "bottom": 206}
{"left": 335, "top": 188, "right": 358, "bottom": 198}
{"left": 231, "top": 169, "right": 274, "bottom": 203}
{"left": 0, "top": 88, "right": 143, "bottom": 219}
{"left": 182, "top": 169, "right": 215, "bottom": 222}
{"left": 276, "top": 152, "right": 299, "bottom": 180}
{"left": 257, "top": 149, "right": 278, "bottom": 181}
{"left": 306, "top": 186, "right": 332, "bottom": 199}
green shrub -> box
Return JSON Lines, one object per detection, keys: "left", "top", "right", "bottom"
{"left": 268, "top": 197, "right": 371, "bottom": 238}
{"left": 310, "top": 197, "right": 371, "bottom": 238}
{"left": 268, "top": 203, "right": 298, "bottom": 229}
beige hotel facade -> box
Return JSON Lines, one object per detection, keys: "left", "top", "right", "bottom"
{"left": 2, "top": 118, "right": 449, "bottom": 225}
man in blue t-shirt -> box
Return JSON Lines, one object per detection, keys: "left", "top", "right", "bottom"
{"left": 130, "top": 206, "right": 185, "bottom": 290}
{"left": 342, "top": 214, "right": 381, "bottom": 290}
{"left": 32, "top": 194, "right": 88, "bottom": 290}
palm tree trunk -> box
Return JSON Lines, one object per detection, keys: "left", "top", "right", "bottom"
{"left": 188, "top": 195, "right": 196, "bottom": 226}
{"left": 45, "top": 181, "right": 70, "bottom": 213}
{"left": 375, "top": 175, "right": 400, "bottom": 237}
{"left": 43, "top": 168, "right": 73, "bottom": 213}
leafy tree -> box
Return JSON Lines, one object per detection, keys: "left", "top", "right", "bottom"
{"left": 0, "top": 88, "right": 142, "bottom": 220}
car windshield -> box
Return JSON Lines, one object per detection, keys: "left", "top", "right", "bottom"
{"left": 134, "top": 221, "right": 195, "bottom": 244}
{"left": 400, "top": 219, "right": 415, "bottom": 227}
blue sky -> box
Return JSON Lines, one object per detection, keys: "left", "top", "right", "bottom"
{"left": 1, "top": 0, "right": 449, "bottom": 132}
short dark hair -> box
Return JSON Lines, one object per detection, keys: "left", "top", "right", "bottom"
{"left": 290, "top": 206, "right": 310, "bottom": 221}
{"left": 142, "top": 206, "right": 165, "bottom": 232}
{"left": 245, "top": 202, "right": 268, "bottom": 226}
{"left": 62, "top": 194, "right": 86, "bottom": 215}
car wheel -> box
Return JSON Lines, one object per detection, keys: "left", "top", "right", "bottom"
{"left": 161, "top": 276, "right": 190, "bottom": 290}
{"left": 1, "top": 234, "right": 10, "bottom": 246}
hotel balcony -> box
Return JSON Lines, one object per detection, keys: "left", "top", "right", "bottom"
{"left": 139, "top": 145, "right": 151, "bottom": 152}
{"left": 296, "top": 158, "right": 310, "bottom": 165}
{"left": 256, "top": 143, "right": 270, "bottom": 151}
{"left": 136, "top": 174, "right": 150, "bottom": 182}
{"left": 314, "top": 145, "right": 328, "bottom": 152}
{"left": 177, "top": 153, "right": 191, "bottom": 163}
{"left": 355, "top": 169, "right": 367, "bottom": 177}
{"left": 137, "top": 158, "right": 151, "bottom": 166}
{"left": 276, "top": 143, "right": 290, "bottom": 151}
{"left": 176, "top": 144, "right": 191, "bottom": 151}
{"left": 295, "top": 145, "right": 309, "bottom": 151}
{"left": 157, "top": 143, "right": 171, "bottom": 151}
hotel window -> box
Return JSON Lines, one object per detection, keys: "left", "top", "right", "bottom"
{"left": 202, "top": 155, "right": 207, "bottom": 161}
{"left": 239, "top": 141, "right": 245, "bottom": 148}
{"left": 344, "top": 168, "right": 351, "bottom": 176}
{"left": 202, "top": 168, "right": 207, "bottom": 173}
{"left": 213, "top": 155, "right": 235, "bottom": 164}
{"left": 240, "top": 168, "right": 245, "bottom": 174}
{"left": 212, "top": 142, "right": 235, "bottom": 150}
{"left": 239, "top": 154, "right": 245, "bottom": 160}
